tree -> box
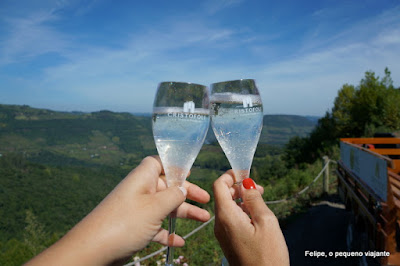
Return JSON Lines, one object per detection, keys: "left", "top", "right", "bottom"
{"left": 23, "top": 210, "right": 47, "bottom": 256}
{"left": 332, "top": 84, "right": 356, "bottom": 136}
{"left": 285, "top": 68, "right": 400, "bottom": 165}
{"left": 283, "top": 136, "right": 310, "bottom": 168}
{"left": 350, "top": 69, "right": 400, "bottom": 136}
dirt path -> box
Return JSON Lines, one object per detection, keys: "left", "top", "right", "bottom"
{"left": 282, "top": 194, "right": 354, "bottom": 266}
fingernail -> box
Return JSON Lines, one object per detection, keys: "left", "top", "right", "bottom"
{"left": 243, "top": 178, "right": 256, "bottom": 190}
{"left": 178, "top": 186, "right": 187, "bottom": 197}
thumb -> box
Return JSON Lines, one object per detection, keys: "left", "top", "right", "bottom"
{"left": 242, "top": 178, "right": 272, "bottom": 227}
{"left": 153, "top": 186, "right": 187, "bottom": 219}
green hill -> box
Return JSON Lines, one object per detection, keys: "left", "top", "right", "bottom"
{"left": 0, "top": 104, "right": 316, "bottom": 243}
{"left": 0, "top": 105, "right": 316, "bottom": 158}
{"left": 205, "top": 114, "right": 316, "bottom": 145}
{"left": 0, "top": 104, "right": 156, "bottom": 168}
{"left": 260, "top": 115, "right": 317, "bottom": 145}
{"left": 0, "top": 103, "right": 317, "bottom": 265}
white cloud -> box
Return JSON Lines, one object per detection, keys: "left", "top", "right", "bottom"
{"left": 41, "top": 17, "right": 237, "bottom": 80}
{"left": 0, "top": 8, "right": 69, "bottom": 65}
{"left": 240, "top": 4, "right": 400, "bottom": 115}
{"left": 374, "top": 28, "right": 400, "bottom": 46}
{"left": 1, "top": 1, "right": 400, "bottom": 116}
{"left": 31, "top": 16, "right": 241, "bottom": 112}
{"left": 256, "top": 39, "right": 400, "bottom": 115}
{"left": 203, "top": 0, "right": 244, "bottom": 14}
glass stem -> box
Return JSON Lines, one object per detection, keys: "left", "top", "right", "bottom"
{"left": 234, "top": 169, "right": 250, "bottom": 202}
{"left": 166, "top": 209, "right": 177, "bottom": 266}
{"left": 235, "top": 181, "right": 243, "bottom": 203}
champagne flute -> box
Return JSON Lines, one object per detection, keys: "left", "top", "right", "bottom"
{"left": 152, "top": 81, "right": 210, "bottom": 265}
{"left": 210, "top": 79, "right": 263, "bottom": 192}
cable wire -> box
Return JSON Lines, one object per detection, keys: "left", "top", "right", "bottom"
{"left": 125, "top": 159, "right": 335, "bottom": 265}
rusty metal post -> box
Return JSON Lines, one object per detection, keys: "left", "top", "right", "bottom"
{"left": 323, "top": 156, "right": 330, "bottom": 194}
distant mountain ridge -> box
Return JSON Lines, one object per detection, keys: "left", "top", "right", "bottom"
{"left": 260, "top": 114, "right": 317, "bottom": 145}
{"left": 0, "top": 104, "right": 155, "bottom": 167}
{"left": 264, "top": 114, "right": 316, "bottom": 127}
{"left": 0, "top": 104, "right": 317, "bottom": 156}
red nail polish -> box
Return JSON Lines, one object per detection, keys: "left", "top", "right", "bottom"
{"left": 243, "top": 178, "right": 256, "bottom": 190}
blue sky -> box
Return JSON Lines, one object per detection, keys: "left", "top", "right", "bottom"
{"left": 0, "top": 0, "right": 399, "bottom": 116}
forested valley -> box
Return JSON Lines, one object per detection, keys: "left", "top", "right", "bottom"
{"left": 1, "top": 68, "right": 399, "bottom": 265}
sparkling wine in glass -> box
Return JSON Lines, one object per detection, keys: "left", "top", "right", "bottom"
{"left": 210, "top": 79, "right": 263, "bottom": 186}
{"left": 152, "top": 82, "right": 210, "bottom": 265}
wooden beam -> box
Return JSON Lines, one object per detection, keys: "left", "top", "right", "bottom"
{"left": 341, "top": 138, "right": 400, "bottom": 144}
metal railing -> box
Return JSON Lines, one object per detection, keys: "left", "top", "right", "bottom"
{"left": 126, "top": 158, "right": 335, "bottom": 265}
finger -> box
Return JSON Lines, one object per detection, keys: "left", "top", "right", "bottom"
{"left": 240, "top": 202, "right": 251, "bottom": 216}
{"left": 230, "top": 183, "right": 264, "bottom": 199}
{"left": 157, "top": 177, "right": 210, "bottom": 203}
{"left": 213, "top": 171, "right": 236, "bottom": 210}
{"left": 257, "top": 184, "right": 265, "bottom": 194}
{"left": 129, "top": 156, "right": 163, "bottom": 193}
{"left": 184, "top": 181, "right": 210, "bottom": 204}
{"left": 176, "top": 202, "right": 211, "bottom": 222}
{"left": 157, "top": 174, "right": 168, "bottom": 191}
{"left": 242, "top": 179, "right": 275, "bottom": 228}
{"left": 156, "top": 170, "right": 192, "bottom": 192}
{"left": 153, "top": 186, "right": 187, "bottom": 219}
{"left": 152, "top": 228, "right": 185, "bottom": 247}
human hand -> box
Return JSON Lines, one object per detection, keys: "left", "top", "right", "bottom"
{"left": 27, "top": 156, "right": 210, "bottom": 266}
{"left": 213, "top": 171, "right": 289, "bottom": 266}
